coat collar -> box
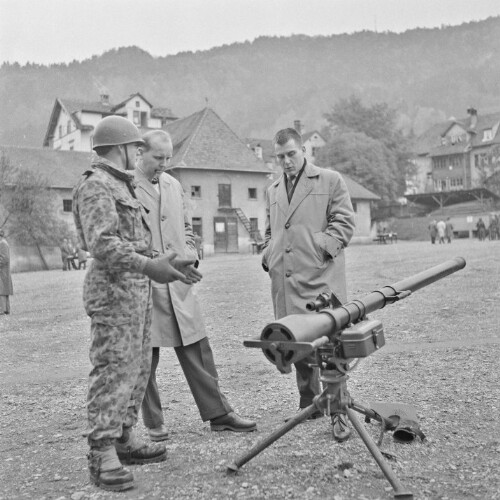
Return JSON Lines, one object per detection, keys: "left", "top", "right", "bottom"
{"left": 273, "top": 162, "right": 321, "bottom": 221}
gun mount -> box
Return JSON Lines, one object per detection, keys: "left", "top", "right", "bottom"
{"left": 229, "top": 257, "right": 467, "bottom": 499}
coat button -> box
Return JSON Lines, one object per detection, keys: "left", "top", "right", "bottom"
{"left": 285, "top": 223, "right": 290, "bottom": 229}
{"left": 161, "top": 216, "right": 166, "bottom": 221}
{"left": 285, "top": 271, "right": 291, "bottom": 277}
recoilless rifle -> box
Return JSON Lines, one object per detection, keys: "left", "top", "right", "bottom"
{"left": 227, "top": 257, "right": 466, "bottom": 499}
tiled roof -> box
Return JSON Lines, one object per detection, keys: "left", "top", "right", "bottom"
{"left": 429, "top": 143, "right": 469, "bottom": 157}
{"left": 111, "top": 92, "right": 153, "bottom": 111}
{"left": 60, "top": 98, "right": 114, "bottom": 115}
{"left": 302, "top": 130, "right": 324, "bottom": 142}
{"left": 245, "top": 138, "right": 275, "bottom": 163}
{"left": 414, "top": 111, "right": 500, "bottom": 156}
{"left": 341, "top": 174, "right": 380, "bottom": 200}
{"left": 165, "top": 108, "right": 270, "bottom": 174}
{"left": 1, "top": 146, "right": 91, "bottom": 189}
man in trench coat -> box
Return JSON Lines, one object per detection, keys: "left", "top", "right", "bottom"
{"left": 135, "top": 130, "right": 256, "bottom": 440}
{"left": 0, "top": 230, "right": 13, "bottom": 315}
{"left": 261, "top": 128, "right": 355, "bottom": 441}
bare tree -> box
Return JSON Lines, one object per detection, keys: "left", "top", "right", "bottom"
{"left": 0, "top": 151, "right": 72, "bottom": 269}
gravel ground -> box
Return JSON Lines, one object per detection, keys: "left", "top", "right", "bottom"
{"left": 1, "top": 239, "right": 499, "bottom": 500}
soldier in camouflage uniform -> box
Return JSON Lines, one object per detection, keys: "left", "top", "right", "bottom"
{"left": 73, "top": 115, "right": 202, "bottom": 492}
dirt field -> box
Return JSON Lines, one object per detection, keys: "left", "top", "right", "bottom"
{"left": 1, "top": 239, "right": 499, "bottom": 500}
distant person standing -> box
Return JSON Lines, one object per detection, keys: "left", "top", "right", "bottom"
{"left": 445, "top": 218, "right": 454, "bottom": 243}
{"left": 476, "top": 218, "right": 486, "bottom": 241}
{"left": 0, "top": 230, "right": 13, "bottom": 315}
{"left": 60, "top": 238, "right": 73, "bottom": 271}
{"left": 77, "top": 246, "right": 88, "bottom": 270}
{"left": 428, "top": 220, "right": 437, "bottom": 244}
{"left": 436, "top": 219, "right": 446, "bottom": 244}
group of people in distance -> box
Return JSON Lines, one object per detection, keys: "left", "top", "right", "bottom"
{"left": 60, "top": 238, "right": 88, "bottom": 270}
{"left": 429, "top": 214, "right": 500, "bottom": 244}
{"left": 73, "top": 116, "right": 356, "bottom": 491}
{"left": 428, "top": 218, "right": 454, "bottom": 244}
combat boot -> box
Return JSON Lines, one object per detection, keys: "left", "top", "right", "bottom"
{"left": 88, "top": 445, "right": 134, "bottom": 491}
{"left": 115, "top": 426, "right": 167, "bottom": 465}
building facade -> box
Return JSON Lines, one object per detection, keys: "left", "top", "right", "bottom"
{"left": 43, "top": 93, "right": 177, "bottom": 151}
{"left": 410, "top": 108, "right": 500, "bottom": 195}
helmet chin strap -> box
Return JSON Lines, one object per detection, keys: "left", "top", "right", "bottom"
{"left": 123, "top": 145, "right": 132, "bottom": 171}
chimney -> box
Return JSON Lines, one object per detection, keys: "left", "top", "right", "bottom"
{"left": 293, "top": 120, "right": 302, "bottom": 134}
{"left": 467, "top": 107, "right": 477, "bottom": 129}
{"left": 100, "top": 93, "right": 110, "bottom": 106}
{"left": 254, "top": 144, "right": 263, "bottom": 160}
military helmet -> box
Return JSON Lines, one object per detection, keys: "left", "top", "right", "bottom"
{"left": 92, "top": 115, "right": 145, "bottom": 150}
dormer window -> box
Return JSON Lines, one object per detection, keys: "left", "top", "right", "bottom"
{"left": 483, "top": 129, "right": 493, "bottom": 142}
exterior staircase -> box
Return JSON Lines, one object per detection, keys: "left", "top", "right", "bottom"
{"left": 234, "top": 208, "right": 264, "bottom": 245}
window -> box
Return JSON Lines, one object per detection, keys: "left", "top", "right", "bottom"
{"left": 311, "top": 147, "right": 317, "bottom": 157}
{"left": 135, "top": 100, "right": 140, "bottom": 107}
{"left": 191, "top": 185, "right": 201, "bottom": 198}
{"left": 218, "top": 184, "right": 231, "bottom": 207}
{"left": 248, "top": 187, "right": 257, "bottom": 200}
{"left": 67, "top": 120, "right": 71, "bottom": 134}
{"left": 133, "top": 110, "right": 140, "bottom": 125}
{"left": 352, "top": 202, "right": 357, "bottom": 213}
{"left": 58, "top": 125, "right": 63, "bottom": 138}
{"left": 483, "top": 129, "right": 493, "bottom": 142}
{"left": 192, "top": 217, "right": 202, "bottom": 237}
{"left": 63, "top": 199, "right": 73, "bottom": 212}
{"left": 68, "top": 140, "right": 74, "bottom": 151}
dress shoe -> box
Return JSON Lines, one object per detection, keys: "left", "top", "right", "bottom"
{"left": 115, "top": 427, "right": 167, "bottom": 465}
{"left": 284, "top": 407, "right": 324, "bottom": 423}
{"left": 148, "top": 424, "right": 169, "bottom": 442}
{"left": 332, "top": 412, "right": 351, "bottom": 442}
{"left": 210, "top": 412, "right": 257, "bottom": 432}
{"left": 88, "top": 446, "right": 134, "bottom": 492}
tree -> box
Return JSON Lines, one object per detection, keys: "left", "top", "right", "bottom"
{"left": 476, "top": 144, "right": 500, "bottom": 196}
{"left": 316, "top": 131, "right": 399, "bottom": 200}
{"left": 323, "top": 95, "right": 412, "bottom": 198}
{"left": 0, "top": 152, "right": 72, "bottom": 267}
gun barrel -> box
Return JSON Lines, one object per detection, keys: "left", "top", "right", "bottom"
{"left": 260, "top": 257, "right": 466, "bottom": 346}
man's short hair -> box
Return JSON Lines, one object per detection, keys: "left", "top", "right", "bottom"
{"left": 142, "top": 130, "right": 172, "bottom": 152}
{"left": 273, "top": 128, "right": 303, "bottom": 147}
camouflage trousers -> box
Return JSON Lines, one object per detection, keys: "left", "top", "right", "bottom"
{"left": 86, "top": 279, "right": 152, "bottom": 447}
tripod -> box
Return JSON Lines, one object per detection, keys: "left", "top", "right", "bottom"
{"left": 227, "top": 344, "right": 414, "bottom": 500}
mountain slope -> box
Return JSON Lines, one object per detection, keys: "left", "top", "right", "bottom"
{"left": 1, "top": 17, "right": 499, "bottom": 147}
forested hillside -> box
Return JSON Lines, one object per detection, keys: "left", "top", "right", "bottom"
{"left": 1, "top": 16, "right": 499, "bottom": 147}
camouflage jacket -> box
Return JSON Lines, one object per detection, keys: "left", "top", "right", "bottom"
{"left": 73, "top": 157, "right": 152, "bottom": 273}
{"left": 73, "top": 158, "right": 153, "bottom": 324}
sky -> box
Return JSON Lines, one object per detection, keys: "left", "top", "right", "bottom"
{"left": 1, "top": 0, "right": 500, "bottom": 65}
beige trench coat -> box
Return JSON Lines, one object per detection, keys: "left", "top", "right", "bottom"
{"left": 262, "top": 163, "right": 355, "bottom": 319}
{"left": 134, "top": 170, "right": 206, "bottom": 347}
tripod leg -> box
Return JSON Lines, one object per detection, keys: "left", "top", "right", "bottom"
{"left": 346, "top": 408, "right": 413, "bottom": 500}
{"left": 227, "top": 404, "right": 319, "bottom": 473}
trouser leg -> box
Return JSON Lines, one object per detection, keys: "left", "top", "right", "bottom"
{"left": 86, "top": 284, "right": 152, "bottom": 446}
{"left": 0, "top": 295, "right": 9, "bottom": 314}
{"left": 174, "top": 337, "right": 233, "bottom": 421}
{"left": 141, "top": 347, "right": 165, "bottom": 429}
{"left": 295, "top": 354, "right": 321, "bottom": 408}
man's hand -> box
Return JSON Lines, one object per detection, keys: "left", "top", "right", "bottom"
{"left": 171, "top": 259, "right": 203, "bottom": 284}
{"left": 144, "top": 253, "right": 202, "bottom": 284}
